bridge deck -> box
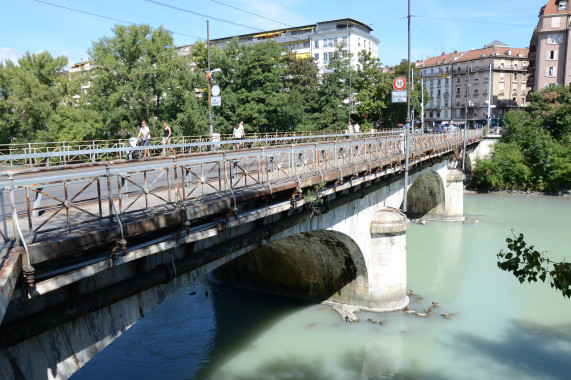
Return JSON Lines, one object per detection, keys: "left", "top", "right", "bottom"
{"left": 0, "top": 130, "right": 483, "bottom": 324}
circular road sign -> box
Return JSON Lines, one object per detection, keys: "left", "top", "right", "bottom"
{"left": 393, "top": 77, "right": 406, "bottom": 91}
{"left": 211, "top": 84, "right": 221, "bottom": 96}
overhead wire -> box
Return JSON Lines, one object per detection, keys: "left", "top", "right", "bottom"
{"left": 143, "top": 0, "right": 266, "bottom": 32}
{"left": 31, "top": 0, "right": 202, "bottom": 39}
{"left": 209, "top": 0, "right": 295, "bottom": 28}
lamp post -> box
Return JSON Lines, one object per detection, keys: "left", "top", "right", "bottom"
{"left": 207, "top": 20, "right": 213, "bottom": 137}
{"left": 403, "top": 0, "right": 411, "bottom": 213}
{"left": 487, "top": 63, "right": 492, "bottom": 130}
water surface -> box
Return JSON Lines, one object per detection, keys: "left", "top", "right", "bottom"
{"left": 72, "top": 193, "right": 571, "bottom": 380}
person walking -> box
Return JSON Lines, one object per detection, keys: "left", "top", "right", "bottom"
{"left": 161, "top": 121, "right": 174, "bottom": 156}
{"left": 233, "top": 122, "right": 243, "bottom": 149}
{"left": 354, "top": 122, "right": 360, "bottom": 134}
{"left": 137, "top": 121, "right": 151, "bottom": 158}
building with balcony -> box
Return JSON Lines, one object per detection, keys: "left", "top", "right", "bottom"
{"left": 177, "top": 18, "right": 379, "bottom": 74}
{"left": 419, "top": 41, "right": 530, "bottom": 129}
{"left": 527, "top": 0, "right": 571, "bottom": 90}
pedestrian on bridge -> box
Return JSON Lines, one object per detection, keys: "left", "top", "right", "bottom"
{"left": 234, "top": 121, "right": 245, "bottom": 149}
{"left": 137, "top": 121, "right": 151, "bottom": 158}
{"left": 161, "top": 121, "right": 174, "bottom": 156}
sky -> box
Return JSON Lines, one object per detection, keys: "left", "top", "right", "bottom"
{"left": 1, "top": 0, "right": 547, "bottom": 68}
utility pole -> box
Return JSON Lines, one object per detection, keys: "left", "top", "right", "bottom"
{"left": 207, "top": 20, "right": 213, "bottom": 137}
{"left": 421, "top": 72, "right": 424, "bottom": 133}
{"left": 487, "top": 63, "right": 492, "bottom": 130}
{"left": 463, "top": 61, "right": 469, "bottom": 171}
{"left": 403, "top": 0, "right": 411, "bottom": 213}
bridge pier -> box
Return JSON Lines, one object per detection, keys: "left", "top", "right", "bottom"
{"left": 366, "top": 207, "right": 410, "bottom": 311}
{"left": 444, "top": 168, "right": 465, "bottom": 222}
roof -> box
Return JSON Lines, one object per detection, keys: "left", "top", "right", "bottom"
{"left": 543, "top": 0, "right": 570, "bottom": 15}
{"left": 420, "top": 51, "right": 464, "bottom": 67}
{"left": 317, "top": 18, "right": 374, "bottom": 33}
{"left": 453, "top": 46, "right": 529, "bottom": 63}
{"left": 208, "top": 18, "right": 373, "bottom": 44}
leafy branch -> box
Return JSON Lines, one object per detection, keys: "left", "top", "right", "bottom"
{"left": 497, "top": 230, "right": 571, "bottom": 298}
{"left": 303, "top": 181, "right": 326, "bottom": 216}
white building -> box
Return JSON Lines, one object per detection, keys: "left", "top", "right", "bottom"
{"left": 177, "top": 18, "right": 379, "bottom": 74}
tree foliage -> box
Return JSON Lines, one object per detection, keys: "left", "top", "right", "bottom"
{"left": 497, "top": 231, "right": 571, "bottom": 298}
{"left": 86, "top": 24, "right": 205, "bottom": 138}
{"left": 1, "top": 24, "right": 429, "bottom": 144}
{"left": 469, "top": 86, "right": 571, "bottom": 192}
{"left": 0, "top": 52, "right": 70, "bottom": 142}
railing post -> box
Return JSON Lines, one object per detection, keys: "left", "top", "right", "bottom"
{"left": 106, "top": 162, "right": 114, "bottom": 221}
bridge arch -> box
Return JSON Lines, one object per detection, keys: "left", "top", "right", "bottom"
{"left": 406, "top": 169, "right": 446, "bottom": 219}
{"left": 211, "top": 230, "right": 369, "bottom": 305}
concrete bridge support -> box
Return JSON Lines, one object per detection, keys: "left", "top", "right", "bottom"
{"left": 368, "top": 208, "right": 410, "bottom": 311}
{"left": 212, "top": 202, "right": 411, "bottom": 312}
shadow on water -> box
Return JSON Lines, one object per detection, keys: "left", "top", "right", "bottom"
{"left": 194, "top": 282, "right": 316, "bottom": 380}
{"left": 452, "top": 319, "right": 571, "bottom": 380}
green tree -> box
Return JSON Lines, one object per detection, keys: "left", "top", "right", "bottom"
{"left": 353, "top": 50, "right": 391, "bottom": 128}
{"left": 312, "top": 44, "right": 353, "bottom": 131}
{"left": 282, "top": 51, "right": 320, "bottom": 130}
{"left": 0, "top": 52, "right": 69, "bottom": 143}
{"left": 86, "top": 24, "right": 203, "bottom": 137}
{"left": 497, "top": 232, "right": 571, "bottom": 298}
{"left": 527, "top": 86, "right": 571, "bottom": 141}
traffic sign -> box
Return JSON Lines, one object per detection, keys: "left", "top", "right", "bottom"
{"left": 393, "top": 77, "right": 406, "bottom": 91}
{"left": 211, "top": 96, "right": 221, "bottom": 106}
{"left": 392, "top": 91, "right": 407, "bottom": 103}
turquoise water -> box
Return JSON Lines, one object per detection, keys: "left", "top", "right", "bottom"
{"left": 72, "top": 193, "right": 571, "bottom": 380}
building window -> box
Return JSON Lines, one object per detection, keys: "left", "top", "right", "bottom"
{"left": 521, "top": 97, "right": 525, "bottom": 106}
{"left": 358, "top": 37, "right": 361, "bottom": 47}
{"left": 548, "top": 34, "right": 563, "bottom": 44}
{"left": 303, "top": 42, "right": 310, "bottom": 48}
{"left": 500, "top": 73, "right": 505, "bottom": 81}
{"left": 547, "top": 50, "right": 558, "bottom": 60}
{"left": 559, "top": 1, "right": 568, "bottom": 10}
{"left": 314, "top": 53, "right": 319, "bottom": 60}
{"left": 314, "top": 40, "right": 319, "bottom": 48}
{"left": 499, "top": 83, "right": 505, "bottom": 94}
{"left": 546, "top": 66, "right": 557, "bottom": 77}
{"left": 514, "top": 73, "right": 518, "bottom": 80}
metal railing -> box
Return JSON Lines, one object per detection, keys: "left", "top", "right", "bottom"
{"left": 0, "top": 130, "right": 369, "bottom": 168}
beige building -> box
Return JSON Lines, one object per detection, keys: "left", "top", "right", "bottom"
{"left": 177, "top": 18, "right": 379, "bottom": 74}
{"left": 528, "top": 0, "right": 571, "bottom": 90}
{"left": 419, "top": 41, "right": 530, "bottom": 129}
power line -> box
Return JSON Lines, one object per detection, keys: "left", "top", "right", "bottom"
{"left": 143, "top": 0, "right": 265, "bottom": 32}
{"left": 413, "top": 15, "right": 534, "bottom": 28}
{"left": 31, "top": 0, "right": 202, "bottom": 39}
{"left": 209, "top": 0, "right": 294, "bottom": 28}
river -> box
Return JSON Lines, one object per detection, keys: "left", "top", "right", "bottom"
{"left": 72, "top": 193, "right": 571, "bottom": 380}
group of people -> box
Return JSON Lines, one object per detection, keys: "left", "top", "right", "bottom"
{"left": 136, "top": 120, "right": 174, "bottom": 158}
{"left": 135, "top": 119, "right": 247, "bottom": 159}
{"left": 345, "top": 122, "right": 360, "bottom": 136}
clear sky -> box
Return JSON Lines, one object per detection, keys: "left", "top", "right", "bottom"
{"left": 1, "top": 0, "right": 546, "bottom": 68}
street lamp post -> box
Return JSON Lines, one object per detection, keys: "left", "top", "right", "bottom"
{"left": 404, "top": 0, "right": 411, "bottom": 213}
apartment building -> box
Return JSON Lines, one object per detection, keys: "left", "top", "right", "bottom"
{"left": 419, "top": 41, "right": 530, "bottom": 129}
{"left": 528, "top": 0, "right": 571, "bottom": 90}
{"left": 177, "top": 18, "right": 379, "bottom": 74}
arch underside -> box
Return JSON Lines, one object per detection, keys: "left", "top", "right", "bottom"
{"left": 211, "top": 230, "right": 369, "bottom": 305}
{"left": 406, "top": 170, "right": 445, "bottom": 219}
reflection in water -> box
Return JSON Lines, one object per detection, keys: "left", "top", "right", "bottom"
{"left": 73, "top": 194, "right": 571, "bottom": 380}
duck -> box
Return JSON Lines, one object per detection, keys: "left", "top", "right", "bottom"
{"left": 432, "top": 302, "right": 439, "bottom": 308}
